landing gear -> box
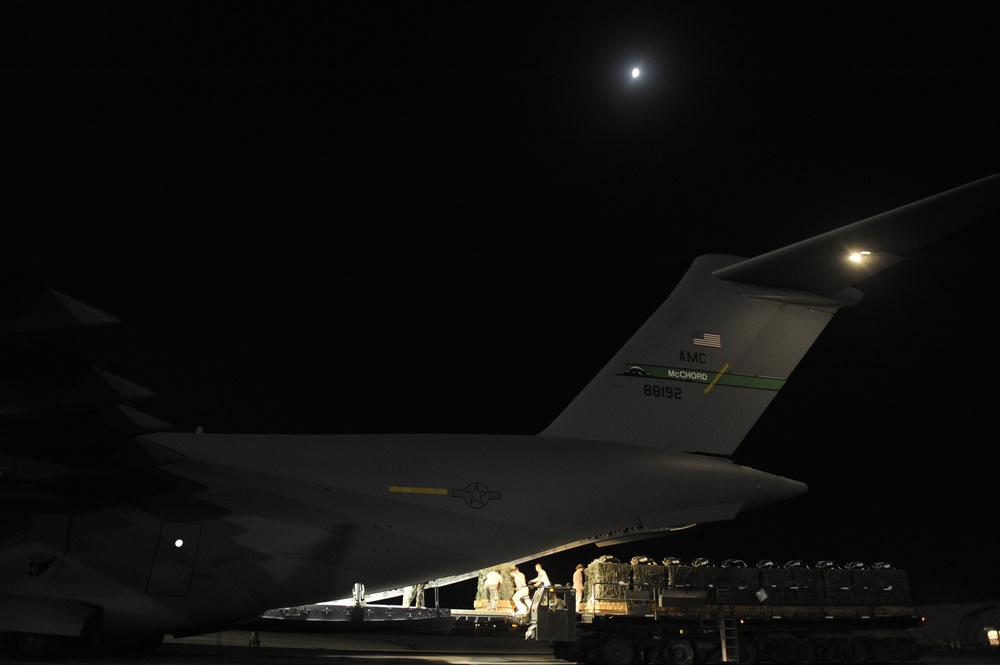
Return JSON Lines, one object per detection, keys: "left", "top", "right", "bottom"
{"left": 5, "top": 632, "right": 67, "bottom": 661}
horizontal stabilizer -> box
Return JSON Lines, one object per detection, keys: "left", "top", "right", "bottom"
{"left": 714, "top": 174, "right": 1000, "bottom": 295}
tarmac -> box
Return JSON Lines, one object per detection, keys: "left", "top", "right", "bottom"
{"left": 11, "top": 629, "right": 999, "bottom": 665}
{"left": 17, "top": 630, "right": 554, "bottom": 665}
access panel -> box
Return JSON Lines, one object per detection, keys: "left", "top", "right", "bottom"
{"left": 145, "top": 522, "right": 201, "bottom": 596}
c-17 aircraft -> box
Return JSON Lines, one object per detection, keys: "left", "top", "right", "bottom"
{"left": 2, "top": 175, "right": 999, "bottom": 658}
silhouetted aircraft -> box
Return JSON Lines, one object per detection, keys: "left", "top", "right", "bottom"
{"left": 2, "top": 174, "right": 998, "bottom": 658}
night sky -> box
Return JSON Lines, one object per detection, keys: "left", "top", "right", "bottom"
{"left": 6, "top": 4, "right": 1000, "bottom": 608}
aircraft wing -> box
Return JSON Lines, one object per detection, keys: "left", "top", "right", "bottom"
{"left": 0, "top": 287, "right": 179, "bottom": 476}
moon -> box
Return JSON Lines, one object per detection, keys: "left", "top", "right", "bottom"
{"left": 632, "top": 67, "right": 640, "bottom": 78}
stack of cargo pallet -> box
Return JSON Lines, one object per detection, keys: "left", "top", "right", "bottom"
{"left": 583, "top": 558, "right": 630, "bottom": 612}
{"left": 579, "top": 557, "right": 914, "bottom": 618}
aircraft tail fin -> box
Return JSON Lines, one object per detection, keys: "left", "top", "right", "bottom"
{"left": 540, "top": 174, "right": 1000, "bottom": 455}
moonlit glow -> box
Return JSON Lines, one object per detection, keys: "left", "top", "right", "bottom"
{"left": 849, "top": 250, "right": 871, "bottom": 263}
{"left": 174, "top": 539, "right": 184, "bottom": 548}
{"left": 632, "top": 68, "right": 640, "bottom": 78}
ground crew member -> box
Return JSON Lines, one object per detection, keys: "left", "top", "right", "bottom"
{"left": 484, "top": 569, "right": 502, "bottom": 611}
{"left": 509, "top": 566, "right": 530, "bottom": 616}
{"left": 573, "top": 564, "right": 586, "bottom": 610}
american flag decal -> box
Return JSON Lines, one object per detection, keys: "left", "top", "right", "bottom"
{"left": 693, "top": 332, "right": 721, "bottom": 347}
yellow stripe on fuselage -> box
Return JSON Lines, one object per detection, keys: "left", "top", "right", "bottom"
{"left": 388, "top": 486, "right": 448, "bottom": 495}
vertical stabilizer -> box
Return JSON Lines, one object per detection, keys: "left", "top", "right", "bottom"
{"left": 539, "top": 255, "right": 859, "bottom": 455}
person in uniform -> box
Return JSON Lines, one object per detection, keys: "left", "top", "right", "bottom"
{"left": 529, "top": 563, "right": 551, "bottom": 587}
{"left": 414, "top": 582, "right": 426, "bottom": 608}
{"left": 402, "top": 585, "right": 415, "bottom": 607}
{"left": 484, "top": 569, "right": 502, "bottom": 611}
{"left": 573, "top": 564, "right": 586, "bottom": 610}
{"left": 509, "top": 566, "right": 530, "bottom": 616}
{"left": 528, "top": 562, "right": 551, "bottom": 611}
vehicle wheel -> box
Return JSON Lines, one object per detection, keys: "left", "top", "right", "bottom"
{"left": 737, "top": 641, "right": 758, "bottom": 665}
{"left": 7, "top": 633, "right": 66, "bottom": 661}
{"left": 553, "top": 639, "right": 582, "bottom": 662}
{"left": 821, "top": 639, "right": 841, "bottom": 663}
{"left": 603, "top": 637, "right": 635, "bottom": 665}
{"left": 839, "top": 638, "right": 868, "bottom": 665}
{"left": 580, "top": 636, "right": 603, "bottom": 664}
{"left": 668, "top": 639, "right": 695, "bottom": 665}
{"left": 783, "top": 638, "right": 816, "bottom": 665}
